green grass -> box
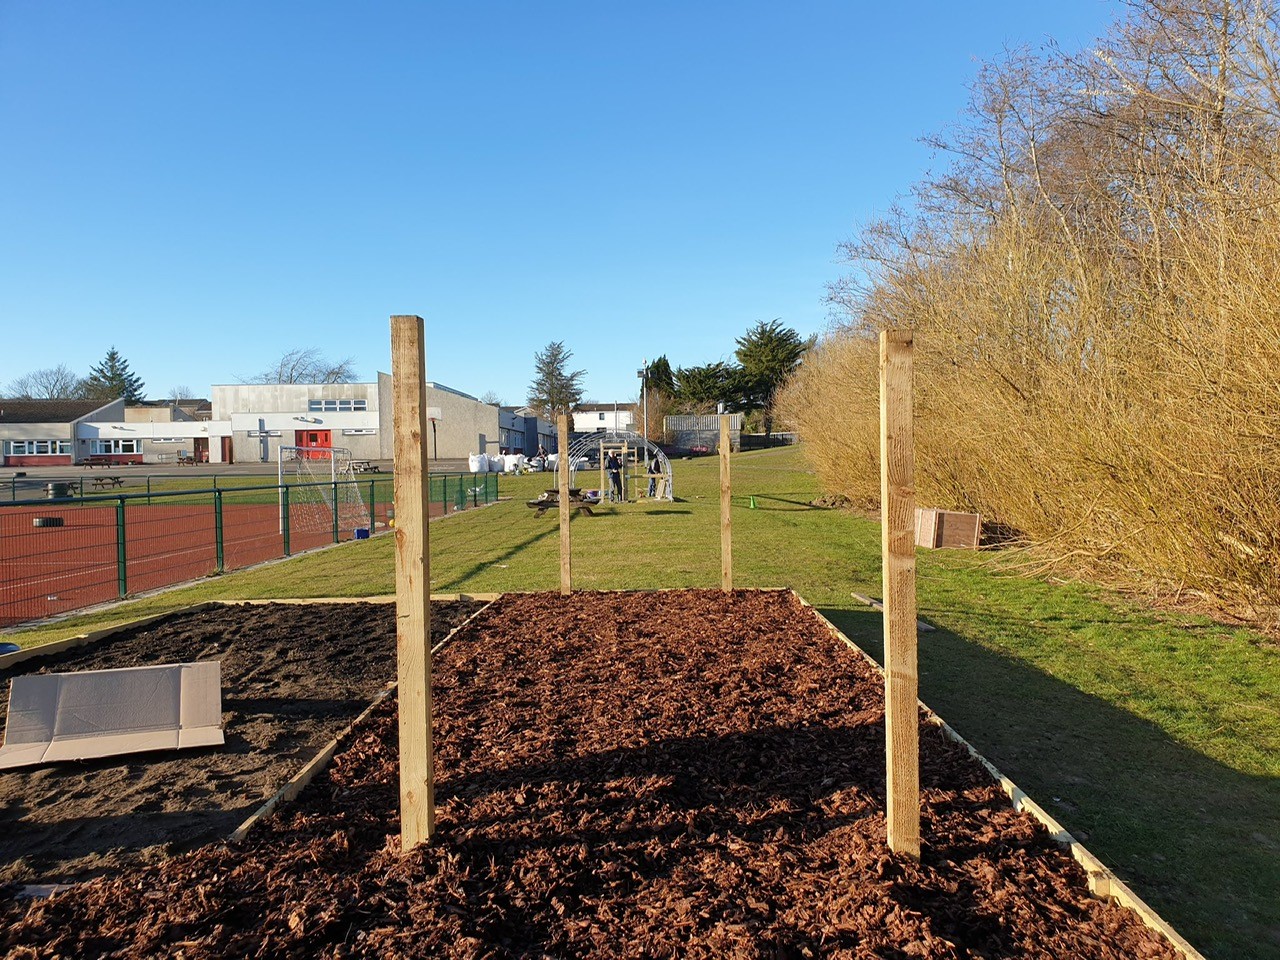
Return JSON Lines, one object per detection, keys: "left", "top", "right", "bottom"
{"left": 5, "top": 446, "right": 1277, "bottom": 958}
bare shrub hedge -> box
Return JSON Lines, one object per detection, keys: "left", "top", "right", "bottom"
{"left": 781, "top": 0, "right": 1280, "bottom": 616}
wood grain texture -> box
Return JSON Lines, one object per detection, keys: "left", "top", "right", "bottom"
{"left": 720, "top": 414, "right": 732, "bottom": 592}
{"left": 390, "top": 314, "right": 435, "bottom": 850}
{"left": 559, "top": 414, "right": 572, "bottom": 595}
{"left": 880, "top": 329, "right": 920, "bottom": 859}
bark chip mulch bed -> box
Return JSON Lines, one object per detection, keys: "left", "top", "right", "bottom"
{"left": 1, "top": 590, "right": 1181, "bottom": 958}
{"left": 0, "top": 599, "right": 483, "bottom": 884}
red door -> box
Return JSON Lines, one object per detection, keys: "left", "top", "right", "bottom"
{"left": 295, "top": 430, "right": 332, "bottom": 458}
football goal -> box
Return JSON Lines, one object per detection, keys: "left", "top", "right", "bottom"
{"left": 277, "top": 445, "right": 368, "bottom": 538}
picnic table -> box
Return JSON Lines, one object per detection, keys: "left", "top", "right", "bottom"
{"left": 82, "top": 456, "right": 114, "bottom": 468}
{"left": 527, "top": 488, "right": 600, "bottom": 517}
{"left": 177, "top": 456, "right": 197, "bottom": 466}
{"left": 90, "top": 476, "right": 124, "bottom": 491}
{"left": 350, "top": 460, "right": 380, "bottom": 473}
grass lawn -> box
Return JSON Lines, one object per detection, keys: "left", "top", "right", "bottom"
{"left": 4, "top": 445, "right": 1277, "bottom": 959}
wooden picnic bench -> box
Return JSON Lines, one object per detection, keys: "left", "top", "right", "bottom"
{"left": 90, "top": 476, "right": 124, "bottom": 491}
{"left": 527, "top": 488, "right": 600, "bottom": 517}
{"left": 177, "top": 456, "right": 197, "bottom": 466}
{"left": 350, "top": 460, "right": 380, "bottom": 473}
{"left": 82, "top": 456, "right": 114, "bottom": 468}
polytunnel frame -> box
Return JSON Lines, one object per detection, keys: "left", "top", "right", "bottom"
{"left": 554, "top": 430, "right": 674, "bottom": 501}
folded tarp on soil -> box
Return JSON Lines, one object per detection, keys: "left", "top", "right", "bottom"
{"left": 0, "top": 661, "right": 223, "bottom": 769}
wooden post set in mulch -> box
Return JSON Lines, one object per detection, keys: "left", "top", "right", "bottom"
{"left": 386, "top": 318, "right": 923, "bottom": 863}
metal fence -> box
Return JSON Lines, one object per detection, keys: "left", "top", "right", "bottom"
{"left": 0, "top": 472, "right": 500, "bottom": 629}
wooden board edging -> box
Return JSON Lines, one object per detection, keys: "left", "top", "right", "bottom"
{"left": 0, "top": 604, "right": 221, "bottom": 670}
{"left": 793, "top": 591, "right": 1206, "bottom": 960}
{"left": 228, "top": 595, "right": 502, "bottom": 844}
{"left": 0, "top": 597, "right": 503, "bottom": 670}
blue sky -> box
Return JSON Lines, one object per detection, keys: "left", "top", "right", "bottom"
{"left": 0, "top": 1, "right": 1116, "bottom": 405}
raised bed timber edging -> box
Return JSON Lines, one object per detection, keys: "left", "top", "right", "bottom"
{"left": 228, "top": 595, "right": 500, "bottom": 843}
{"left": 2, "top": 588, "right": 1202, "bottom": 958}
{"left": 792, "top": 591, "right": 1205, "bottom": 960}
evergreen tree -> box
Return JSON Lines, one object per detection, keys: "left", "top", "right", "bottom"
{"left": 527, "top": 341, "right": 586, "bottom": 422}
{"left": 646, "top": 355, "right": 676, "bottom": 395}
{"left": 673, "top": 361, "right": 741, "bottom": 414}
{"left": 734, "top": 320, "right": 810, "bottom": 435}
{"left": 83, "top": 347, "right": 146, "bottom": 403}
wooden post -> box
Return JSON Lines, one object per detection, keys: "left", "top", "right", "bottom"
{"left": 720, "top": 414, "right": 732, "bottom": 592}
{"left": 390, "top": 314, "right": 434, "bottom": 851}
{"left": 558, "top": 414, "right": 571, "bottom": 595}
{"left": 599, "top": 440, "right": 605, "bottom": 501}
{"left": 621, "top": 442, "right": 629, "bottom": 502}
{"left": 880, "top": 329, "right": 920, "bottom": 859}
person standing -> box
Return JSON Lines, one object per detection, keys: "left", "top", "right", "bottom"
{"left": 606, "top": 450, "right": 623, "bottom": 502}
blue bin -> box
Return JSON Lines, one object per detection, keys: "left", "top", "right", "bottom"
{"left": 354, "top": 528, "right": 370, "bottom": 540}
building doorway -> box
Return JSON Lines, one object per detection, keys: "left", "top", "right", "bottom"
{"left": 295, "top": 429, "right": 332, "bottom": 458}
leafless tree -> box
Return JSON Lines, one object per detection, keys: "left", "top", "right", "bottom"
{"left": 245, "top": 348, "right": 358, "bottom": 384}
{"left": 3, "top": 364, "right": 86, "bottom": 399}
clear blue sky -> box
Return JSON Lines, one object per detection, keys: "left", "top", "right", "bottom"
{"left": 0, "top": 1, "right": 1116, "bottom": 405}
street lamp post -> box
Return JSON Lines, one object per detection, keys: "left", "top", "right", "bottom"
{"left": 637, "top": 360, "right": 649, "bottom": 471}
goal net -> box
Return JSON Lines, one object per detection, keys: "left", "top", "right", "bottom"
{"left": 277, "top": 446, "right": 368, "bottom": 537}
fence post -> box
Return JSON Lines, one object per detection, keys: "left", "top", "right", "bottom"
{"left": 880, "top": 329, "right": 920, "bottom": 860}
{"left": 332, "top": 480, "right": 341, "bottom": 543}
{"left": 282, "top": 485, "right": 292, "bottom": 556}
{"left": 369, "top": 479, "right": 377, "bottom": 532}
{"left": 115, "top": 497, "right": 128, "bottom": 598}
{"left": 559, "top": 414, "right": 572, "bottom": 595}
{"left": 214, "top": 489, "right": 225, "bottom": 573}
{"left": 720, "top": 414, "right": 732, "bottom": 592}
{"left": 472, "top": 473, "right": 478, "bottom": 507}
{"left": 441, "top": 476, "right": 449, "bottom": 516}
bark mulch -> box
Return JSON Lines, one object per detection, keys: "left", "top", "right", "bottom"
{"left": 1, "top": 590, "right": 1180, "bottom": 958}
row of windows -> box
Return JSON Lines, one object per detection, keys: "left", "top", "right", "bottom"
{"left": 90, "top": 439, "right": 141, "bottom": 454}
{"left": 4, "top": 440, "right": 72, "bottom": 456}
{"left": 307, "top": 399, "right": 368, "bottom": 412}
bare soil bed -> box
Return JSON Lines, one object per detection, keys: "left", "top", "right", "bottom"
{"left": 0, "top": 599, "right": 483, "bottom": 883}
{"left": 1, "top": 590, "right": 1180, "bottom": 958}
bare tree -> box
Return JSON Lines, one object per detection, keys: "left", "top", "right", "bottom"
{"left": 245, "top": 348, "right": 358, "bottom": 384}
{"left": 168, "top": 385, "right": 195, "bottom": 401}
{"left": 480, "top": 390, "right": 505, "bottom": 406}
{"left": 3, "top": 364, "right": 86, "bottom": 399}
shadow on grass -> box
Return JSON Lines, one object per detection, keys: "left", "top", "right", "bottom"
{"left": 432, "top": 525, "right": 560, "bottom": 591}
{"left": 818, "top": 606, "right": 1280, "bottom": 960}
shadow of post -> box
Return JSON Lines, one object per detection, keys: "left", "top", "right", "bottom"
{"left": 818, "top": 606, "right": 1280, "bottom": 960}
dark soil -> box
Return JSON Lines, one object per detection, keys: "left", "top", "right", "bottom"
{"left": 0, "top": 599, "right": 483, "bottom": 883}
{"left": 1, "top": 590, "right": 1181, "bottom": 958}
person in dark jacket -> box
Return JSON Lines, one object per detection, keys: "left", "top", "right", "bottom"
{"left": 605, "top": 451, "right": 623, "bottom": 502}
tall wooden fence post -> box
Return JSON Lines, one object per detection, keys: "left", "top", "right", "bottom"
{"left": 880, "top": 329, "right": 920, "bottom": 859}
{"left": 720, "top": 414, "right": 732, "bottom": 592}
{"left": 390, "top": 314, "right": 434, "bottom": 851}
{"left": 559, "top": 414, "right": 572, "bottom": 595}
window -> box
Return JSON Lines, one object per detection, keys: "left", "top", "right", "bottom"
{"left": 90, "top": 439, "right": 140, "bottom": 455}
{"left": 247, "top": 430, "right": 282, "bottom": 437}
{"left": 308, "top": 399, "right": 367, "bottom": 412}
{"left": 599, "top": 412, "right": 605, "bottom": 420}
{"left": 151, "top": 437, "right": 184, "bottom": 443}
{"left": 5, "top": 439, "right": 71, "bottom": 456}
{"left": 341, "top": 428, "right": 376, "bottom": 435}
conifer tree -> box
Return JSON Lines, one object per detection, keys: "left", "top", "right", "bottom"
{"left": 83, "top": 347, "right": 146, "bottom": 403}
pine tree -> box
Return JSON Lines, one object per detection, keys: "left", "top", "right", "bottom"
{"left": 734, "top": 320, "right": 810, "bottom": 435}
{"left": 527, "top": 342, "right": 586, "bottom": 421}
{"left": 83, "top": 347, "right": 146, "bottom": 403}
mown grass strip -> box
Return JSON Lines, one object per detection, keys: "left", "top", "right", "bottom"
{"left": 3, "top": 446, "right": 1276, "bottom": 959}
